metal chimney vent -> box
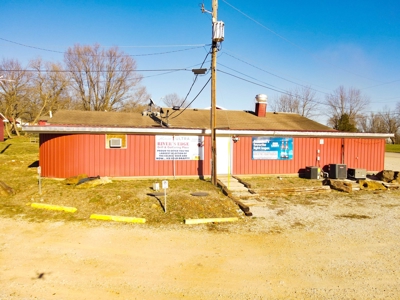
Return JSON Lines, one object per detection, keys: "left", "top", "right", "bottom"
{"left": 109, "top": 138, "right": 122, "bottom": 148}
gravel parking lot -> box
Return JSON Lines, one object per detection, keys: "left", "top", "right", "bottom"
{"left": 385, "top": 152, "right": 400, "bottom": 171}
{"left": 0, "top": 153, "right": 399, "bottom": 299}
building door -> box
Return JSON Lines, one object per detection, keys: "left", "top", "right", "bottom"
{"left": 216, "top": 137, "right": 232, "bottom": 175}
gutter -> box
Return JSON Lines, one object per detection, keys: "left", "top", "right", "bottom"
{"left": 216, "top": 129, "right": 394, "bottom": 139}
{"left": 23, "top": 126, "right": 210, "bottom": 135}
{"left": 23, "top": 126, "right": 394, "bottom": 139}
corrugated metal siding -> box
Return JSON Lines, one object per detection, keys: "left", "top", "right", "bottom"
{"left": 343, "top": 138, "right": 385, "bottom": 171}
{"left": 232, "top": 137, "right": 385, "bottom": 175}
{"left": 39, "top": 134, "right": 386, "bottom": 178}
{"left": 39, "top": 134, "right": 211, "bottom": 178}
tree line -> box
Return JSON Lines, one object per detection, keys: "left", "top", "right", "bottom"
{"left": 1, "top": 44, "right": 399, "bottom": 143}
{"left": 0, "top": 44, "right": 151, "bottom": 137}
{"left": 271, "top": 86, "right": 400, "bottom": 143}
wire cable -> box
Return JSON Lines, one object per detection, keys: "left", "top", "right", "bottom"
{"left": 218, "top": 68, "right": 330, "bottom": 108}
{"left": 170, "top": 76, "right": 212, "bottom": 119}
{"left": 0, "top": 37, "right": 208, "bottom": 57}
{"left": 222, "top": 51, "right": 330, "bottom": 95}
{"left": 220, "top": 0, "right": 384, "bottom": 83}
{"left": 168, "top": 46, "right": 212, "bottom": 118}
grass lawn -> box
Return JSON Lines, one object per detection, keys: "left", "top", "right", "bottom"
{"left": 386, "top": 144, "right": 400, "bottom": 153}
{"left": 0, "top": 136, "right": 241, "bottom": 225}
{"left": 2, "top": 136, "right": 379, "bottom": 226}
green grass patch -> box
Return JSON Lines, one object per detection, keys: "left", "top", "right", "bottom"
{"left": 0, "top": 136, "right": 242, "bottom": 225}
{"left": 385, "top": 144, "right": 400, "bottom": 153}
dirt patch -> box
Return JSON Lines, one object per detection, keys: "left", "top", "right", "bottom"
{"left": 1, "top": 138, "right": 400, "bottom": 298}
{"left": 1, "top": 189, "right": 400, "bottom": 299}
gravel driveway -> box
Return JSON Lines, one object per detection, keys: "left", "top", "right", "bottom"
{"left": 0, "top": 153, "right": 399, "bottom": 299}
{"left": 385, "top": 152, "right": 400, "bottom": 171}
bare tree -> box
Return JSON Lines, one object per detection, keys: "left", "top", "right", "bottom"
{"left": 379, "top": 108, "right": 400, "bottom": 144}
{"left": 29, "top": 58, "right": 71, "bottom": 123}
{"left": 358, "top": 112, "right": 386, "bottom": 133}
{"left": 64, "top": 44, "right": 142, "bottom": 111}
{"left": 162, "top": 93, "right": 186, "bottom": 108}
{"left": 325, "top": 86, "right": 369, "bottom": 129}
{"left": 0, "top": 58, "right": 32, "bottom": 137}
{"left": 272, "top": 86, "right": 318, "bottom": 118}
{"left": 359, "top": 108, "right": 400, "bottom": 143}
{"left": 120, "top": 86, "right": 151, "bottom": 113}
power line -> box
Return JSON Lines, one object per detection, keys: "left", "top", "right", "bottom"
{"left": 218, "top": 69, "right": 330, "bottom": 107}
{"left": 170, "top": 76, "right": 212, "bottom": 119}
{"left": 222, "top": 51, "right": 330, "bottom": 95}
{"left": 1, "top": 68, "right": 191, "bottom": 73}
{"left": 0, "top": 37, "right": 208, "bottom": 57}
{"left": 221, "top": 50, "right": 400, "bottom": 105}
{"left": 220, "top": 0, "right": 383, "bottom": 83}
{"left": 169, "top": 47, "right": 212, "bottom": 118}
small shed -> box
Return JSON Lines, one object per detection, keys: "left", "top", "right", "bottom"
{"left": 23, "top": 99, "right": 392, "bottom": 178}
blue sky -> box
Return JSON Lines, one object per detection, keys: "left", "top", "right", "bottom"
{"left": 2, "top": 0, "right": 400, "bottom": 124}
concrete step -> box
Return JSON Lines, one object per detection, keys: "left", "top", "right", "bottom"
{"left": 228, "top": 186, "right": 250, "bottom": 192}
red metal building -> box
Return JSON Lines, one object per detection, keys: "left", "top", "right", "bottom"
{"left": 24, "top": 99, "right": 391, "bottom": 179}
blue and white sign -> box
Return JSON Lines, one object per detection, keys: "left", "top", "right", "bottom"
{"left": 252, "top": 137, "right": 293, "bottom": 160}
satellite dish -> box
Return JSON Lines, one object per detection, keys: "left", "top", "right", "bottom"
{"left": 149, "top": 98, "right": 155, "bottom": 106}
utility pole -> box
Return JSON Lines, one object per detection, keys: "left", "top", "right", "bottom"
{"left": 211, "top": 0, "right": 218, "bottom": 186}
{"left": 202, "top": 0, "right": 223, "bottom": 186}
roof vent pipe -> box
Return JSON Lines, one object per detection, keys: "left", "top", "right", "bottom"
{"left": 255, "top": 94, "right": 267, "bottom": 117}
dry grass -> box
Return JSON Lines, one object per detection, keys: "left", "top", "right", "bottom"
{"left": 335, "top": 214, "right": 372, "bottom": 219}
{"left": 240, "top": 176, "right": 323, "bottom": 189}
{"left": 0, "top": 136, "right": 241, "bottom": 225}
{"left": 2, "top": 137, "right": 399, "bottom": 228}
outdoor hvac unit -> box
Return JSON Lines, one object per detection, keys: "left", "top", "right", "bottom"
{"left": 305, "top": 166, "right": 320, "bottom": 179}
{"left": 329, "top": 164, "right": 347, "bottom": 179}
{"left": 212, "top": 21, "right": 225, "bottom": 42}
{"left": 348, "top": 168, "right": 366, "bottom": 180}
{"left": 109, "top": 138, "right": 122, "bottom": 148}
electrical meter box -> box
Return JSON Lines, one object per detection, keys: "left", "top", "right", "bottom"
{"left": 347, "top": 168, "right": 366, "bottom": 180}
{"left": 305, "top": 166, "right": 320, "bottom": 179}
{"left": 329, "top": 164, "right": 347, "bottom": 179}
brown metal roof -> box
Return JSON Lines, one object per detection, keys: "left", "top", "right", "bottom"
{"left": 47, "top": 109, "right": 336, "bottom": 132}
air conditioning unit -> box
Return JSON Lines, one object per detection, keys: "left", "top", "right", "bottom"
{"left": 305, "top": 166, "right": 320, "bottom": 179}
{"left": 348, "top": 168, "right": 366, "bottom": 180}
{"left": 329, "top": 164, "right": 347, "bottom": 179}
{"left": 109, "top": 138, "right": 122, "bottom": 148}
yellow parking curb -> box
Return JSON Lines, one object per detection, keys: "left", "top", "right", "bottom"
{"left": 31, "top": 203, "right": 77, "bottom": 213}
{"left": 184, "top": 217, "right": 238, "bottom": 225}
{"left": 90, "top": 214, "right": 146, "bottom": 223}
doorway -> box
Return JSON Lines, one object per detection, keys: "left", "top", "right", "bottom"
{"left": 216, "top": 137, "right": 232, "bottom": 175}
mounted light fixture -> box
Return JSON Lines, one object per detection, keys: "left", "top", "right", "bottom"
{"left": 191, "top": 68, "right": 208, "bottom": 75}
{"left": 232, "top": 135, "right": 240, "bottom": 143}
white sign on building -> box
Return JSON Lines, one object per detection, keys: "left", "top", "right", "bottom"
{"left": 155, "top": 136, "right": 204, "bottom": 161}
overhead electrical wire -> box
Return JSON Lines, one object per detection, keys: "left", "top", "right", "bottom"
{"left": 218, "top": 62, "right": 300, "bottom": 91}
{"left": 170, "top": 76, "right": 212, "bottom": 119}
{"left": 0, "top": 37, "right": 208, "bottom": 57}
{"left": 217, "top": 69, "right": 330, "bottom": 108}
{"left": 220, "top": 0, "right": 385, "bottom": 83}
{"left": 219, "top": 66, "right": 400, "bottom": 115}
{"left": 1, "top": 68, "right": 190, "bottom": 73}
{"left": 221, "top": 51, "right": 399, "bottom": 105}
{"left": 168, "top": 46, "right": 212, "bottom": 118}
{"left": 222, "top": 51, "right": 330, "bottom": 95}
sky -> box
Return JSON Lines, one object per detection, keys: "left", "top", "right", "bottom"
{"left": 2, "top": 0, "right": 400, "bottom": 125}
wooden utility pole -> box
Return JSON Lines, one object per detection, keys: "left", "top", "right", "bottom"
{"left": 211, "top": 0, "right": 218, "bottom": 186}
